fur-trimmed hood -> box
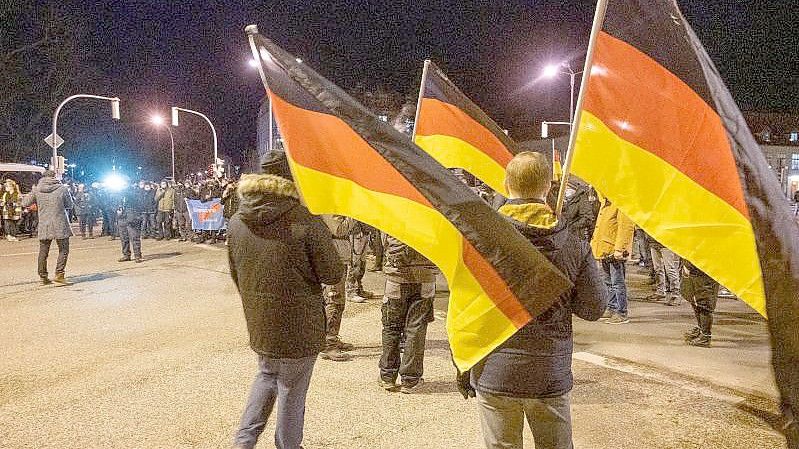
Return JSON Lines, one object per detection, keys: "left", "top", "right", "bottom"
{"left": 236, "top": 174, "right": 300, "bottom": 226}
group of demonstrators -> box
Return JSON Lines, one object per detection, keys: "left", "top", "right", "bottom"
{"left": 8, "top": 172, "right": 236, "bottom": 283}
{"left": 225, "top": 126, "right": 726, "bottom": 449}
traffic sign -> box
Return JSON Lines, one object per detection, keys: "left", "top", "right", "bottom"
{"left": 44, "top": 133, "right": 64, "bottom": 149}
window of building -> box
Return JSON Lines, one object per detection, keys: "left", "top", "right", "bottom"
{"left": 791, "top": 154, "right": 799, "bottom": 170}
{"left": 790, "top": 132, "right": 799, "bottom": 143}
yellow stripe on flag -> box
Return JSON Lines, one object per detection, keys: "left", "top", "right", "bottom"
{"left": 289, "top": 160, "right": 519, "bottom": 369}
{"left": 415, "top": 134, "right": 509, "bottom": 196}
{"left": 572, "top": 111, "right": 766, "bottom": 315}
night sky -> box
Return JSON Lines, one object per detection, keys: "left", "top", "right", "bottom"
{"left": 31, "top": 0, "right": 799, "bottom": 179}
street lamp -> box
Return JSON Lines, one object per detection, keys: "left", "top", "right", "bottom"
{"left": 150, "top": 114, "right": 176, "bottom": 180}
{"left": 541, "top": 62, "right": 582, "bottom": 125}
{"left": 51, "top": 94, "right": 121, "bottom": 179}
{"left": 170, "top": 106, "right": 219, "bottom": 177}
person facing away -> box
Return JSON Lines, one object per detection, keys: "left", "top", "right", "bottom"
{"left": 22, "top": 170, "right": 74, "bottom": 285}
{"left": 466, "top": 151, "right": 607, "bottom": 449}
{"left": 590, "top": 197, "right": 635, "bottom": 324}
{"left": 228, "top": 152, "right": 344, "bottom": 449}
{"left": 117, "top": 184, "right": 147, "bottom": 263}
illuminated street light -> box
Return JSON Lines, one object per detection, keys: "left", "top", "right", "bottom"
{"left": 248, "top": 59, "right": 259, "bottom": 68}
{"left": 541, "top": 62, "right": 582, "bottom": 124}
{"left": 150, "top": 114, "right": 176, "bottom": 180}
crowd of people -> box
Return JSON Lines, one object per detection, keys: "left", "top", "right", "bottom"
{"left": 7, "top": 136, "right": 729, "bottom": 449}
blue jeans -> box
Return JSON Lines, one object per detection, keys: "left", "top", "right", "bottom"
{"left": 601, "top": 258, "right": 628, "bottom": 316}
{"left": 234, "top": 355, "right": 317, "bottom": 449}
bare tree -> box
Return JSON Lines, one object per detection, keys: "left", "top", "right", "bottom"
{"left": 0, "top": 2, "right": 96, "bottom": 163}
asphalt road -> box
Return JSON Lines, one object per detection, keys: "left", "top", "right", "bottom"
{"left": 0, "top": 233, "right": 788, "bottom": 448}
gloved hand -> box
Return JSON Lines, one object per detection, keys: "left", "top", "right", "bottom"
{"left": 456, "top": 370, "right": 476, "bottom": 399}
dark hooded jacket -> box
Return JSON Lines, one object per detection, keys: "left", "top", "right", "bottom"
{"left": 23, "top": 176, "right": 74, "bottom": 240}
{"left": 471, "top": 198, "right": 607, "bottom": 398}
{"left": 227, "top": 174, "right": 344, "bottom": 358}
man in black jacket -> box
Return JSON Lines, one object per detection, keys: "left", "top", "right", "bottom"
{"left": 229, "top": 152, "right": 344, "bottom": 449}
{"left": 469, "top": 152, "right": 607, "bottom": 449}
{"left": 118, "top": 185, "right": 146, "bottom": 263}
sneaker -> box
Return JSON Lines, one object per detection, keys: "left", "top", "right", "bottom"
{"left": 688, "top": 334, "right": 711, "bottom": 347}
{"left": 599, "top": 309, "right": 613, "bottom": 321}
{"left": 320, "top": 347, "right": 351, "bottom": 362}
{"left": 683, "top": 326, "right": 701, "bottom": 342}
{"left": 134, "top": 257, "right": 143, "bottom": 263}
{"left": 334, "top": 339, "right": 355, "bottom": 352}
{"left": 53, "top": 273, "right": 71, "bottom": 286}
{"left": 605, "top": 313, "right": 630, "bottom": 324}
{"left": 400, "top": 378, "right": 424, "bottom": 394}
{"left": 40, "top": 277, "right": 52, "bottom": 285}
{"left": 7, "top": 235, "right": 19, "bottom": 241}
{"left": 118, "top": 257, "right": 132, "bottom": 262}
{"left": 379, "top": 376, "right": 400, "bottom": 392}
{"left": 346, "top": 294, "right": 367, "bottom": 303}
{"left": 666, "top": 295, "right": 682, "bottom": 306}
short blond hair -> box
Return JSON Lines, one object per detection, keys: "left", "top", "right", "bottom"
{"left": 504, "top": 151, "right": 552, "bottom": 199}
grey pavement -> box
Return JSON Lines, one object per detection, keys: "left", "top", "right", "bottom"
{"left": 0, "top": 233, "right": 787, "bottom": 448}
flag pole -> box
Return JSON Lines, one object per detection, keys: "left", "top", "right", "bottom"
{"left": 554, "top": 0, "right": 610, "bottom": 216}
{"left": 411, "top": 59, "right": 431, "bottom": 140}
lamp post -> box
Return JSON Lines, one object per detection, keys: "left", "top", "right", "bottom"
{"left": 249, "top": 57, "right": 273, "bottom": 152}
{"left": 542, "top": 63, "right": 582, "bottom": 125}
{"left": 170, "top": 106, "right": 219, "bottom": 177}
{"left": 151, "top": 115, "right": 176, "bottom": 180}
{"left": 51, "top": 94, "right": 121, "bottom": 179}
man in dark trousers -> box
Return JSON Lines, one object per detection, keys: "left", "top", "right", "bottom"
{"left": 118, "top": 185, "right": 146, "bottom": 263}
{"left": 682, "top": 260, "right": 720, "bottom": 347}
{"left": 228, "top": 151, "right": 343, "bottom": 449}
{"left": 22, "top": 170, "right": 74, "bottom": 285}
{"left": 466, "top": 152, "right": 607, "bottom": 449}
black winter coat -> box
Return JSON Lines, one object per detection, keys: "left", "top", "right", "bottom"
{"left": 227, "top": 182, "right": 344, "bottom": 358}
{"left": 472, "top": 199, "right": 607, "bottom": 398}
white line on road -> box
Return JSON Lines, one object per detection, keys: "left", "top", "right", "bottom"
{"left": 573, "top": 351, "right": 746, "bottom": 405}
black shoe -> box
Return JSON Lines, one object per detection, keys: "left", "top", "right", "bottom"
{"left": 118, "top": 257, "right": 132, "bottom": 262}
{"left": 379, "top": 376, "right": 400, "bottom": 392}
{"left": 683, "top": 326, "right": 701, "bottom": 342}
{"left": 400, "top": 378, "right": 424, "bottom": 394}
{"left": 40, "top": 277, "right": 52, "bottom": 285}
{"left": 155, "top": 237, "right": 163, "bottom": 241}
{"left": 688, "top": 334, "right": 711, "bottom": 347}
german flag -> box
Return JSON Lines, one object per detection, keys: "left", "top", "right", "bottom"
{"left": 413, "top": 60, "right": 517, "bottom": 196}
{"left": 245, "top": 27, "right": 571, "bottom": 371}
{"left": 568, "top": 0, "right": 799, "bottom": 429}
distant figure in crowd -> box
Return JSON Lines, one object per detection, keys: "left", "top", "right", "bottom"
{"left": 173, "top": 182, "right": 192, "bottom": 242}
{"left": 73, "top": 183, "right": 97, "bottom": 239}
{"left": 155, "top": 180, "right": 175, "bottom": 240}
{"left": 1, "top": 179, "right": 23, "bottom": 241}
{"left": 591, "top": 197, "right": 635, "bottom": 324}
{"left": 228, "top": 152, "right": 343, "bottom": 449}
{"left": 22, "top": 171, "right": 74, "bottom": 285}
{"left": 118, "top": 184, "right": 145, "bottom": 263}
{"left": 562, "top": 183, "right": 596, "bottom": 241}
{"left": 681, "top": 260, "right": 720, "bottom": 347}
{"left": 647, "top": 234, "right": 682, "bottom": 306}
{"left": 140, "top": 181, "right": 157, "bottom": 239}
{"left": 466, "top": 151, "right": 607, "bottom": 449}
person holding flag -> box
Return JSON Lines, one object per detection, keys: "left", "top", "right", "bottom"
{"left": 467, "top": 151, "right": 606, "bottom": 449}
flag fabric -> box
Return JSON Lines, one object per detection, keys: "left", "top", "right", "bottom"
{"left": 413, "top": 60, "right": 517, "bottom": 196}
{"left": 568, "top": 0, "right": 799, "bottom": 434}
{"left": 246, "top": 28, "right": 571, "bottom": 371}
{"left": 186, "top": 199, "right": 225, "bottom": 230}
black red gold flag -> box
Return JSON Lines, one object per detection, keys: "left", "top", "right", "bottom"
{"left": 563, "top": 0, "right": 799, "bottom": 440}
{"left": 245, "top": 26, "right": 571, "bottom": 371}
{"left": 413, "top": 60, "right": 517, "bottom": 195}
